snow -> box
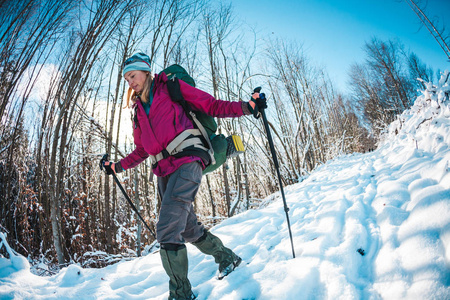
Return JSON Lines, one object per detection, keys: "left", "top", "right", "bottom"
{"left": 1, "top": 72, "right": 450, "bottom": 299}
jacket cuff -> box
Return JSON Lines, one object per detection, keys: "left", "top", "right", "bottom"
{"left": 242, "top": 102, "right": 252, "bottom": 115}
{"left": 115, "top": 161, "right": 124, "bottom": 173}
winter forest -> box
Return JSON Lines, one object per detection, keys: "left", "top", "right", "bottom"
{"left": 0, "top": 0, "right": 448, "bottom": 281}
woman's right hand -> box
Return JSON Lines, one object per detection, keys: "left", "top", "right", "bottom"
{"left": 100, "top": 154, "right": 116, "bottom": 175}
{"left": 103, "top": 161, "right": 116, "bottom": 174}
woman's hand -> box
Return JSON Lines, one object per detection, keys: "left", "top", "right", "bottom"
{"left": 248, "top": 92, "right": 267, "bottom": 119}
{"left": 100, "top": 154, "right": 116, "bottom": 175}
{"left": 103, "top": 161, "right": 116, "bottom": 174}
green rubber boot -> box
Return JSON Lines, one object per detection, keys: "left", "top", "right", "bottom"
{"left": 160, "top": 244, "right": 196, "bottom": 300}
{"left": 192, "top": 231, "right": 242, "bottom": 279}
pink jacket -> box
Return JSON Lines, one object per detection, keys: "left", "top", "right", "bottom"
{"left": 120, "top": 73, "right": 245, "bottom": 177}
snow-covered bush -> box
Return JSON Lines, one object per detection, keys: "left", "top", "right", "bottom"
{"left": 381, "top": 70, "right": 450, "bottom": 153}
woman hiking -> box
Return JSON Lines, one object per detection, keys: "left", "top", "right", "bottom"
{"left": 102, "top": 52, "right": 266, "bottom": 300}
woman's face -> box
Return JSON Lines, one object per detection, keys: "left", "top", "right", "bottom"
{"left": 124, "top": 70, "right": 148, "bottom": 93}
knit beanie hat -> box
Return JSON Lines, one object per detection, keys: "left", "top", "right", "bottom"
{"left": 122, "top": 52, "right": 151, "bottom": 76}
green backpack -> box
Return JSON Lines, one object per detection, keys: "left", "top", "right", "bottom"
{"left": 159, "top": 64, "right": 244, "bottom": 175}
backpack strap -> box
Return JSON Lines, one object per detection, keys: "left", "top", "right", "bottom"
{"left": 160, "top": 75, "right": 216, "bottom": 165}
{"left": 166, "top": 77, "right": 192, "bottom": 116}
{"left": 187, "top": 110, "right": 215, "bottom": 162}
{"left": 149, "top": 77, "right": 216, "bottom": 166}
{"left": 148, "top": 129, "right": 209, "bottom": 165}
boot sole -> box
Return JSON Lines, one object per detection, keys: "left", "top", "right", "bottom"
{"left": 217, "top": 257, "right": 242, "bottom": 280}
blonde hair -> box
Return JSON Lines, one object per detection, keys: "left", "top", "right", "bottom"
{"left": 124, "top": 73, "right": 153, "bottom": 108}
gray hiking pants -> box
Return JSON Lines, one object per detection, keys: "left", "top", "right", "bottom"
{"left": 156, "top": 161, "right": 205, "bottom": 245}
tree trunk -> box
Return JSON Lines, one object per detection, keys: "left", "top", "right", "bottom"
{"left": 134, "top": 168, "right": 141, "bottom": 256}
{"left": 206, "top": 175, "right": 216, "bottom": 225}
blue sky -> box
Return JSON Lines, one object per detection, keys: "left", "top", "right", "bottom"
{"left": 232, "top": 0, "right": 450, "bottom": 91}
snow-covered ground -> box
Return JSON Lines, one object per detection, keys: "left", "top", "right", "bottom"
{"left": 1, "top": 72, "right": 449, "bottom": 299}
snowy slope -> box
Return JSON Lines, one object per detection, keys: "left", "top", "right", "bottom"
{"left": 1, "top": 72, "right": 449, "bottom": 299}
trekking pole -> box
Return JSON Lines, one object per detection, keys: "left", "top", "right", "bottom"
{"left": 101, "top": 154, "right": 157, "bottom": 240}
{"left": 254, "top": 87, "right": 296, "bottom": 259}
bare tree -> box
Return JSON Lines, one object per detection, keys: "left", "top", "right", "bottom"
{"left": 349, "top": 38, "right": 423, "bottom": 137}
{"left": 146, "top": 0, "right": 204, "bottom": 68}
{"left": 0, "top": 0, "right": 75, "bottom": 124}
{"left": 407, "top": 52, "right": 433, "bottom": 89}
{"left": 46, "top": 0, "right": 135, "bottom": 264}
{"left": 0, "top": 0, "right": 76, "bottom": 263}
{"left": 266, "top": 39, "right": 332, "bottom": 176}
{"left": 403, "top": 0, "right": 450, "bottom": 61}
{"left": 201, "top": 2, "right": 235, "bottom": 216}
